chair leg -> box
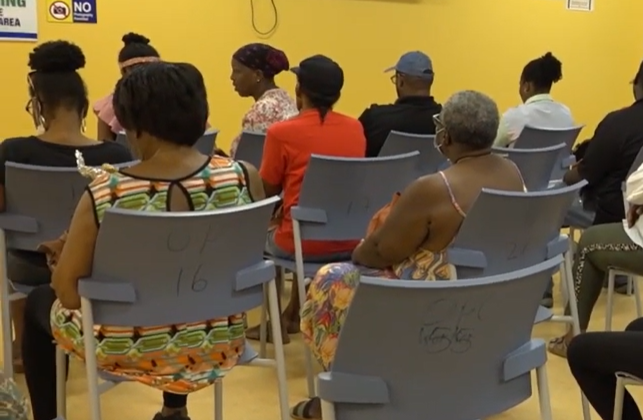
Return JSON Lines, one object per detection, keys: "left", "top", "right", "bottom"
{"left": 320, "top": 398, "right": 337, "bottom": 420}
{"left": 633, "top": 278, "right": 642, "bottom": 318}
{"left": 564, "top": 250, "right": 582, "bottom": 336}
{"left": 267, "top": 279, "right": 290, "bottom": 420}
{"left": 606, "top": 270, "right": 616, "bottom": 331}
{"left": 1, "top": 275, "right": 13, "bottom": 379}
{"left": 55, "top": 347, "right": 67, "bottom": 418}
{"left": 559, "top": 262, "right": 569, "bottom": 306}
{"left": 214, "top": 379, "right": 223, "bottom": 420}
{"left": 535, "top": 365, "right": 553, "bottom": 420}
{"left": 613, "top": 376, "right": 625, "bottom": 420}
{"left": 81, "top": 298, "right": 102, "bottom": 420}
{"left": 259, "top": 284, "right": 267, "bottom": 358}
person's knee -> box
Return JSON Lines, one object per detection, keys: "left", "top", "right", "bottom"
{"left": 567, "top": 333, "right": 595, "bottom": 369}
{"left": 625, "top": 317, "right": 643, "bottom": 332}
{"left": 577, "top": 225, "right": 602, "bottom": 251}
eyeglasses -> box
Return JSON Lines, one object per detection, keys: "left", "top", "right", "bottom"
{"left": 433, "top": 113, "right": 445, "bottom": 134}
{"left": 390, "top": 73, "right": 397, "bottom": 84}
{"left": 25, "top": 98, "right": 33, "bottom": 115}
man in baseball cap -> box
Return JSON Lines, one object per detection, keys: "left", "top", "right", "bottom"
{"left": 359, "top": 51, "right": 442, "bottom": 157}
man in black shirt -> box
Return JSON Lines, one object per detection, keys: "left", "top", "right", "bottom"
{"left": 563, "top": 76, "right": 643, "bottom": 226}
{"left": 358, "top": 51, "right": 442, "bottom": 157}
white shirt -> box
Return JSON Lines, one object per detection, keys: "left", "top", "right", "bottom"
{"left": 494, "top": 94, "right": 575, "bottom": 147}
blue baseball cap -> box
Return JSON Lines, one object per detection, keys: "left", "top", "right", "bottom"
{"left": 384, "top": 51, "right": 434, "bottom": 80}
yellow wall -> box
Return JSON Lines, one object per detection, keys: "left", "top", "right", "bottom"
{"left": 0, "top": 0, "right": 641, "bottom": 150}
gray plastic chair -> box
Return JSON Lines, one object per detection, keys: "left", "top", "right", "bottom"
{"left": 54, "top": 196, "right": 289, "bottom": 420}
{"left": 267, "top": 151, "right": 420, "bottom": 397}
{"left": 234, "top": 131, "right": 266, "bottom": 168}
{"left": 116, "top": 128, "right": 219, "bottom": 155}
{"left": 378, "top": 130, "right": 447, "bottom": 177}
{"left": 513, "top": 125, "right": 584, "bottom": 181}
{"left": 492, "top": 143, "right": 566, "bottom": 191}
{"left": 447, "top": 181, "right": 592, "bottom": 420}
{"left": 317, "top": 256, "right": 562, "bottom": 420}
{"left": 0, "top": 162, "right": 92, "bottom": 378}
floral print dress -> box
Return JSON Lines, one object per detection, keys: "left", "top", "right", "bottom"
{"left": 229, "top": 88, "right": 298, "bottom": 157}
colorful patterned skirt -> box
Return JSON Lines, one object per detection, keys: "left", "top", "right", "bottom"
{"left": 51, "top": 300, "right": 245, "bottom": 394}
{"left": 301, "top": 250, "right": 454, "bottom": 370}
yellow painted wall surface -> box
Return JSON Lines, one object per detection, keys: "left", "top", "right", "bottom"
{"left": 0, "top": 0, "right": 641, "bottom": 150}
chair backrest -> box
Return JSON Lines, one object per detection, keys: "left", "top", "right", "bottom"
{"left": 492, "top": 143, "right": 565, "bottom": 191}
{"left": 514, "top": 125, "right": 584, "bottom": 180}
{"left": 448, "top": 180, "right": 586, "bottom": 278}
{"left": 234, "top": 131, "right": 266, "bottom": 168}
{"left": 513, "top": 125, "right": 583, "bottom": 149}
{"left": 329, "top": 256, "right": 561, "bottom": 420}
{"left": 628, "top": 145, "right": 643, "bottom": 178}
{"left": 116, "top": 128, "right": 220, "bottom": 155}
{"left": 0, "top": 162, "right": 90, "bottom": 250}
{"left": 378, "top": 131, "right": 447, "bottom": 177}
{"left": 193, "top": 128, "right": 220, "bottom": 155}
{"left": 293, "top": 152, "right": 420, "bottom": 241}
{"left": 80, "top": 196, "right": 280, "bottom": 326}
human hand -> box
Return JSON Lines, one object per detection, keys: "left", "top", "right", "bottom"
{"left": 627, "top": 203, "right": 643, "bottom": 228}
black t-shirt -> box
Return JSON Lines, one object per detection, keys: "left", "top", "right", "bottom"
{"left": 578, "top": 100, "right": 643, "bottom": 225}
{"left": 0, "top": 136, "right": 133, "bottom": 265}
{"left": 358, "top": 96, "right": 443, "bottom": 157}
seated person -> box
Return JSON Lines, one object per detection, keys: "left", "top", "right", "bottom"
{"left": 0, "top": 41, "right": 132, "bottom": 373}
{"left": 21, "top": 61, "right": 265, "bottom": 420}
{"left": 246, "top": 54, "right": 366, "bottom": 343}
{"left": 568, "top": 317, "right": 643, "bottom": 420}
{"left": 358, "top": 51, "right": 442, "bottom": 157}
{"left": 94, "top": 32, "right": 161, "bottom": 141}
{"left": 291, "top": 90, "right": 525, "bottom": 420}
{"left": 228, "top": 43, "right": 298, "bottom": 157}
{"left": 563, "top": 60, "right": 643, "bottom": 227}
{"left": 494, "top": 52, "right": 574, "bottom": 148}
{"left": 549, "top": 153, "right": 643, "bottom": 358}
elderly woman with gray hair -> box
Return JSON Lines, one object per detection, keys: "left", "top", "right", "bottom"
{"left": 289, "top": 90, "right": 526, "bottom": 420}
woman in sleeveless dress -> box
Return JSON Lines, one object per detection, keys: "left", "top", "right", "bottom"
{"left": 21, "top": 62, "right": 265, "bottom": 420}
{"left": 291, "top": 91, "right": 526, "bottom": 419}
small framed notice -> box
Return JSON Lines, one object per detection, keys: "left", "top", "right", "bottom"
{"left": 567, "top": 0, "right": 593, "bottom": 11}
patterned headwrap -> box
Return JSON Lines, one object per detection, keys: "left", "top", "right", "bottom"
{"left": 232, "top": 43, "right": 289, "bottom": 78}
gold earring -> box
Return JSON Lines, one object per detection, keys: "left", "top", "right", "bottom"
{"left": 81, "top": 118, "right": 86, "bottom": 133}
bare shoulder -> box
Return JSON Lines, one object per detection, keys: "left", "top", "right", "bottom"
{"left": 402, "top": 173, "right": 445, "bottom": 199}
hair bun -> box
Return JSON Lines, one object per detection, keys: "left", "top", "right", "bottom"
{"left": 28, "top": 40, "right": 86, "bottom": 73}
{"left": 122, "top": 33, "right": 150, "bottom": 46}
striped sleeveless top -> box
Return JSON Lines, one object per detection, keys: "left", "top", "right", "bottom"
{"left": 50, "top": 155, "right": 254, "bottom": 393}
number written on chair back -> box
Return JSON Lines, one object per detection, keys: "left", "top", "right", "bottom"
{"left": 346, "top": 197, "right": 370, "bottom": 216}
{"left": 418, "top": 297, "right": 488, "bottom": 354}
{"left": 165, "top": 224, "right": 219, "bottom": 295}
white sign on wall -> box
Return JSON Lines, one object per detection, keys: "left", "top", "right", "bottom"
{"left": 567, "top": 0, "right": 593, "bottom": 12}
{"left": 0, "top": 0, "right": 37, "bottom": 42}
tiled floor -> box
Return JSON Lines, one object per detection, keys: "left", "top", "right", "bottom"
{"left": 4, "top": 280, "right": 643, "bottom": 420}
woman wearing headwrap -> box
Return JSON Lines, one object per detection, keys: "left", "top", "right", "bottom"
{"left": 94, "top": 33, "right": 161, "bottom": 141}
{"left": 229, "top": 43, "right": 298, "bottom": 156}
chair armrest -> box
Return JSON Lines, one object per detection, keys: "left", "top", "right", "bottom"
{"left": 291, "top": 206, "right": 327, "bottom": 224}
{"left": 235, "top": 260, "right": 276, "bottom": 291}
{"left": 503, "top": 339, "right": 546, "bottom": 381}
{"left": 446, "top": 247, "right": 487, "bottom": 269}
{"left": 0, "top": 214, "right": 38, "bottom": 233}
{"left": 317, "top": 372, "right": 389, "bottom": 404}
{"left": 78, "top": 278, "right": 136, "bottom": 303}
{"left": 546, "top": 235, "right": 569, "bottom": 259}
